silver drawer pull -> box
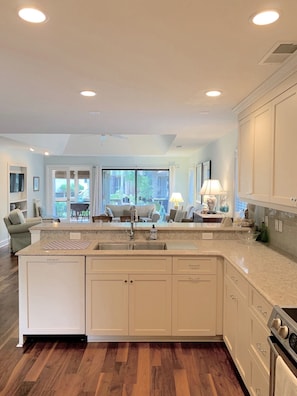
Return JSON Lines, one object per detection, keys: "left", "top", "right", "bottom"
{"left": 187, "top": 277, "right": 208, "bottom": 282}
{"left": 256, "top": 342, "right": 267, "bottom": 356}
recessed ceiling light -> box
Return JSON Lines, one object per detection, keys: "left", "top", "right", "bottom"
{"left": 251, "top": 10, "right": 280, "bottom": 26}
{"left": 18, "top": 8, "right": 47, "bottom": 23}
{"left": 206, "top": 90, "right": 222, "bottom": 97}
{"left": 80, "top": 90, "right": 96, "bottom": 97}
{"left": 44, "top": 151, "right": 49, "bottom": 156}
{"left": 29, "top": 147, "right": 35, "bottom": 152}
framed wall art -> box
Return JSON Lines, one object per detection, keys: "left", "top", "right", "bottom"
{"left": 33, "top": 176, "right": 40, "bottom": 192}
{"left": 202, "top": 160, "right": 211, "bottom": 182}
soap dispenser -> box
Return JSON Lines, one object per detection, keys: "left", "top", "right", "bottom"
{"left": 150, "top": 224, "right": 157, "bottom": 240}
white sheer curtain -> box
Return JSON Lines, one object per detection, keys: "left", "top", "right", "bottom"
{"left": 169, "top": 165, "right": 176, "bottom": 209}
{"left": 188, "top": 166, "right": 195, "bottom": 206}
{"left": 91, "top": 166, "right": 101, "bottom": 216}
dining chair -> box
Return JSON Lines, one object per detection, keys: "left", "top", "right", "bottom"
{"left": 92, "top": 215, "right": 112, "bottom": 223}
{"left": 120, "top": 215, "right": 131, "bottom": 222}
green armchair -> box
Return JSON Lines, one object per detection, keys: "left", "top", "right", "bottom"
{"left": 3, "top": 209, "right": 41, "bottom": 253}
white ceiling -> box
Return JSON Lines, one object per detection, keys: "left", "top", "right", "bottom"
{"left": 1, "top": 0, "right": 297, "bottom": 157}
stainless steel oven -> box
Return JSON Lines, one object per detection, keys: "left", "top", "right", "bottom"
{"left": 268, "top": 306, "right": 297, "bottom": 396}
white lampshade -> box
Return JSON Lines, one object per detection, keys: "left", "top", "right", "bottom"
{"left": 200, "top": 179, "right": 224, "bottom": 213}
{"left": 169, "top": 192, "right": 184, "bottom": 209}
{"left": 200, "top": 179, "right": 223, "bottom": 195}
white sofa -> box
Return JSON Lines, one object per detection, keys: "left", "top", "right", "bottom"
{"left": 105, "top": 204, "right": 160, "bottom": 222}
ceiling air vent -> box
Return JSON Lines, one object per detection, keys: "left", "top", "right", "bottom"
{"left": 259, "top": 42, "right": 297, "bottom": 65}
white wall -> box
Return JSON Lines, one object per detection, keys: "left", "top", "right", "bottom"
{"left": 188, "top": 130, "right": 238, "bottom": 214}
{"left": 0, "top": 144, "right": 44, "bottom": 248}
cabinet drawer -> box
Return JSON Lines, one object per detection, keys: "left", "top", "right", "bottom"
{"left": 249, "top": 350, "right": 269, "bottom": 396}
{"left": 225, "top": 261, "right": 248, "bottom": 297}
{"left": 86, "top": 256, "right": 172, "bottom": 274}
{"left": 173, "top": 256, "right": 216, "bottom": 274}
{"left": 250, "top": 310, "right": 270, "bottom": 371}
{"left": 249, "top": 286, "right": 272, "bottom": 326}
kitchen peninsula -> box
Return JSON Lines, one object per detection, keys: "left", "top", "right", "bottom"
{"left": 17, "top": 222, "right": 297, "bottom": 395}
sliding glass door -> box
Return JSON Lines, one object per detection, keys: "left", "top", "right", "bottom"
{"left": 102, "top": 169, "right": 169, "bottom": 220}
{"left": 47, "top": 166, "right": 91, "bottom": 222}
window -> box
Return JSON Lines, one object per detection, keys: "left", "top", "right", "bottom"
{"left": 102, "top": 169, "right": 169, "bottom": 220}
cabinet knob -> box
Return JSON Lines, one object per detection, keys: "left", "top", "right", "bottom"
{"left": 278, "top": 325, "right": 289, "bottom": 339}
{"left": 272, "top": 317, "right": 281, "bottom": 330}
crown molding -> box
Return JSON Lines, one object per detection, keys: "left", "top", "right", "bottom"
{"left": 233, "top": 54, "right": 297, "bottom": 114}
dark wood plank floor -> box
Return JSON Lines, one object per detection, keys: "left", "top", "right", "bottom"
{"left": 0, "top": 246, "right": 249, "bottom": 396}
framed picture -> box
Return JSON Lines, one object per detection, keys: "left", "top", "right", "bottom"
{"left": 33, "top": 176, "right": 40, "bottom": 191}
{"left": 196, "top": 163, "right": 203, "bottom": 203}
{"left": 202, "top": 160, "right": 211, "bottom": 182}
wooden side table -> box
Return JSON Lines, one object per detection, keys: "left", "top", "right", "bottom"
{"left": 193, "top": 213, "right": 224, "bottom": 223}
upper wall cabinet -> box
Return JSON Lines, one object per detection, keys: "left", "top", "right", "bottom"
{"left": 271, "top": 86, "right": 297, "bottom": 207}
{"left": 238, "top": 104, "right": 272, "bottom": 203}
{"left": 237, "top": 74, "right": 297, "bottom": 213}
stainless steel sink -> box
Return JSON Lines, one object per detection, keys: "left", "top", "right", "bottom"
{"left": 132, "top": 242, "right": 167, "bottom": 250}
{"left": 96, "top": 242, "right": 132, "bottom": 250}
{"left": 95, "top": 242, "right": 167, "bottom": 250}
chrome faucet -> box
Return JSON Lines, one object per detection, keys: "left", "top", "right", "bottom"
{"left": 129, "top": 206, "right": 136, "bottom": 240}
{"left": 129, "top": 221, "right": 134, "bottom": 240}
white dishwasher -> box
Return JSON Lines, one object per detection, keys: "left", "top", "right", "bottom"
{"left": 18, "top": 255, "right": 85, "bottom": 347}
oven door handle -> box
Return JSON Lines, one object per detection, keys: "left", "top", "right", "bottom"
{"left": 268, "top": 335, "right": 280, "bottom": 357}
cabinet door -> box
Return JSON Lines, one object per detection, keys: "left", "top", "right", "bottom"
{"left": 271, "top": 86, "right": 297, "bottom": 206}
{"left": 172, "top": 274, "right": 217, "bottom": 336}
{"left": 224, "top": 275, "right": 249, "bottom": 386}
{"left": 19, "top": 256, "right": 85, "bottom": 335}
{"left": 129, "top": 274, "right": 171, "bottom": 336}
{"left": 223, "top": 277, "right": 237, "bottom": 355}
{"left": 86, "top": 274, "right": 129, "bottom": 336}
{"left": 238, "top": 116, "right": 254, "bottom": 199}
{"left": 253, "top": 104, "right": 272, "bottom": 202}
{"left": 235, "top": 289, "right": 249, "bottom": 384}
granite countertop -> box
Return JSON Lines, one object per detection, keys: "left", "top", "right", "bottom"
{"left": 17, "top": 238, "right": 297, "bottom": 308}
{"left": 31, "top": 221, "right": 243, "bottom": 231}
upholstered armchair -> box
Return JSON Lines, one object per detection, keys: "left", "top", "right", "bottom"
{"left": 3, "top": 209, "right": 41, "bottom": 253}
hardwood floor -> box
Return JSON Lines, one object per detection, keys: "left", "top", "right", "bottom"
{"left": 0, "top": 246, "right": 249, "bottom": 396}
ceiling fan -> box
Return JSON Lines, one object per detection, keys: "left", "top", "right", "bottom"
{"left": 99, "top": 134, "right": 128, "bottom": 142}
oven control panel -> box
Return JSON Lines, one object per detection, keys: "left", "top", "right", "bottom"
{"left": 268, "top": 305, "right": 297, "bottom": 364}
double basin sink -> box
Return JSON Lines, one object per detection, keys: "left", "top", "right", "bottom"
{"left": 95, "top": 241, "right": 167, "bottom": 250}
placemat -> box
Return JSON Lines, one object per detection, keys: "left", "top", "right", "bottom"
{"left": 43, "top": 240, "right": 91, "bottom": 250}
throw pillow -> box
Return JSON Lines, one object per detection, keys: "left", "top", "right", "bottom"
{"left": 174, "top": 210, "right": 186, "bottom": 222}
{"left": 105, "top": 207, "right": 114, "bottom": 217}
{"left": 8, "top": 209, "right": 25, "bottom": 225}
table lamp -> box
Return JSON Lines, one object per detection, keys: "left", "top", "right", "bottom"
{"left": 200, "top": 179, "right": 223, "bottom": 214}
{"left": 169, "top": 192, "right": 184, "bottom": 210}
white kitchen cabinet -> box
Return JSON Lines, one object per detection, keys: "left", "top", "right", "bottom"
{"left": 252, "top": 104, "right": 272, "bottom": 203}
{"left": 271, "top": 85, "right": 297, "bottom": 207}
{"left": 86, "top": 273, "right": 129, "bottom": 336}
{"left": 248, "top": 286, "right": 272, "bottom": 396}
{"left": 18, "top": 255, "right": 85, "bottom": 347}
{"left": 128, "top": 274, "right": 171, "bottom": 336}
{"left": 238, "top": 104, "right": 272, "bottom": 203}
{"left": 237, "top": 78, "right": 297, "bottom": 212}
{"left": 223, "top": 261, "right": 249, "bottom": 388}
{"left": 86, "top": 256, "right": 172, "bottom": 339}
{"left": 238, "top": 115, "right": 254, "bottom": 200}
{"left": 172, "top": 256, "right": 219, "bottom": 336}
